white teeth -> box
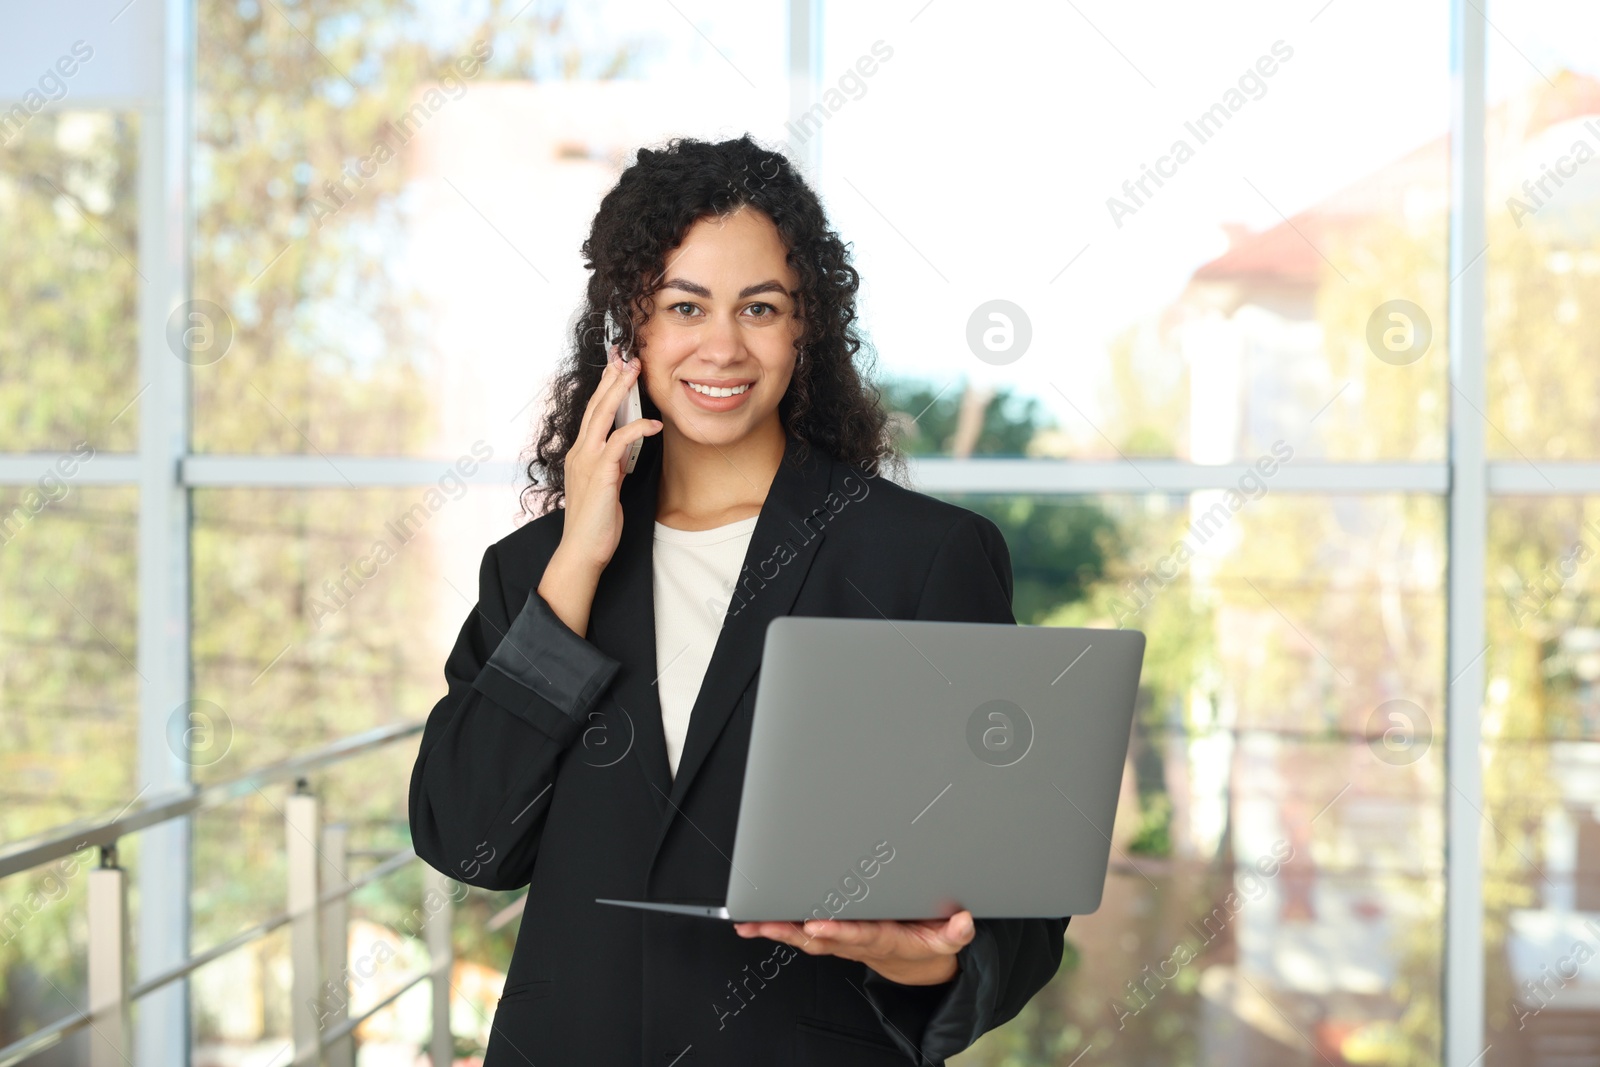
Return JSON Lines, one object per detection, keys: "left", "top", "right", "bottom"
{"left": 686, "top": 382, "right": 750, "bottom": 398}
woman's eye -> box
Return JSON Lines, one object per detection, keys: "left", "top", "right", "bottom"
{"left": 668, "top": 302, "right": 779, "bottom": 318}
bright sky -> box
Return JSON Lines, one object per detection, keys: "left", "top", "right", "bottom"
{"left": 395, "top": 0, "right": 1600, "bottom": 458}
{"left": 818, "top": 0, "right": 1453, "bottom": 412}
{"left": 814, "top": 0, "right": 1600, "bottom": 425}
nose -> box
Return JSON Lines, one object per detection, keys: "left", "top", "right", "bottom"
{"left": 695, "top": 308, "right": 748, "bottom": 366}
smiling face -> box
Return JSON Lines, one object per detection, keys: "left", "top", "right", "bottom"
{"left": 633, "top": 205, "right": 803, "bottom": 450}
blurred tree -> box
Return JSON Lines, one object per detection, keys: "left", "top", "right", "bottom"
{"left": 880, "top": 377, "right": 1120, "bottom": 625}
{"left": 0, "top": 107, "right": 141, "bottom": 1055}
{"left": 182, "top": 0, "right": 630, "bottom": 1052}
{"left": 0, "top": 0, "right": 626, "bottom": 1057}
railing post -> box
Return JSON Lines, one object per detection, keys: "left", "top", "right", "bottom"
{"left": 287, "top": 779, "right": 323, "bottom": 1067}
{"left": 426, "top": 867, "right": 454, "bottom": 1066}
{"left": 321, "top": 822, "right": 352, "bottom": 1067}
{"left": 87, "top": 843, "right": 130, "bottom": 1067}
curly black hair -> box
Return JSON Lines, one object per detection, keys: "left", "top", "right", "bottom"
{"left": 519, "top": 133, "right": 904, "bottom": 517}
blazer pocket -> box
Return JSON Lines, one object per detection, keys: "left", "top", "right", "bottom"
{"left": 794, "top": 1017, "right": 909, "bottom": 1064}
{"left": 497, "top": 979, "right": 552, "bottom": 1004}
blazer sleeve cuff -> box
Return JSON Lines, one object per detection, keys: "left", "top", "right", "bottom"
{"left": 862, "top": 920, "right": 999, "bottom": 1065}
{"left": 472, "top": 587, "right": 622, "bottom": 739}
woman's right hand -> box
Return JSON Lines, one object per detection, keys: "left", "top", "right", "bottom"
{"left": 553, "top": 345, "right": 663, "bottom": 577}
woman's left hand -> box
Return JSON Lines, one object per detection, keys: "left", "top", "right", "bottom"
{"left": 734, "top": 910, "right": 976, "bottom": 986}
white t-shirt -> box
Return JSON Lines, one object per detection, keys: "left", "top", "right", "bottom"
{"left": 652, "top": 515, "right": 759, "bottom": 778}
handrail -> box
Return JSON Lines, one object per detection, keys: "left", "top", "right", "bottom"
{"left": 0, "top": 1008, "right": 91, "bottom": 1067}
{"left": 319, "top": 848, "right": 418, "bottom": 907}
{"left": 0, "top": 721, "right": 423, "bottom": 879}
{"left": 109, "top": 847, "right": 418, "bottom": 1005}
{"left": 319, "top": 967, "right": 432, "bottom": 1046}
{"left": 127, "top": 911, "right": 294, "bottom": 1003}
{"left": 0, "top": 720, "right": 454, "bottom": 1067}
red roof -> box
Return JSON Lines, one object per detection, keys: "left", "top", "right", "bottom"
{"left": 1194, "top": 69, "right": 1600, "bottom": 285}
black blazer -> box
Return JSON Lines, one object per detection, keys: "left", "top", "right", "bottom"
{"left": 408, "top": 431, "right": 1069, "bottom": 1066}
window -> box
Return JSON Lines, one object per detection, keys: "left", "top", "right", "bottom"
{"left": 3, "top": 1, "right": 1595, "bottom": 1063}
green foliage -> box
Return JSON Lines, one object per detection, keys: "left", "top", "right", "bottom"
{"left": 880, "top": 376, "right": 1122, "bottom": 624}
{"left": 0, "top": 0, "right": 627, "bottom": 1051}
{"left": 14, "top": 13, "right": 1597, "bottom": 1061}
{"left": 0, "top": 112, "right": 141, "bottom": 451}
{"left": 961, "top": 495, "right": 1120, "bottom": 625}
{"left": 0, "top": 122, "right": 143, "bottom": 1031}
{"left": 882, "top": 377, "right": 1052, "bottom": 459}
{"left": 1099, "top": 321, "right": 1186, "bottom": 457}
{"left": 1126, "top": 792, "right": 1173, "bottom": 858}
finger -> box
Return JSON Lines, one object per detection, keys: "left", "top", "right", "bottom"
{"left": 744, "top": 921, "right": 827, "bottom": 953}
{"left": 801, "top": 918, "right": 891, "bottom": 949}
{"left": 910, "top": 910, "right": 974, "bottom": 952}
{"left": 597, "top": 359, "right": 645, "bottom": 451}
{"left": 574, "top": 346, "right": 623, "bottom": 445}
{"left": 585, "top": 354, "right": 639, "bottom": 452}
{"left": 806, "top": 915, "right": 972, "bottom": 960}
{"left": 734, "top": 920, "right": 782, "bottom": 941}
{"left": 893, "top": 912, "right": 970, "bottom": 954}
{"left": 760, "top": 925, "right": 830, "bottom": 956}
{"left": 577, "top": 351, "right": 640, "bottom": 453}
{"left": 600, "top": 416, "right": 663, "bottom": 469}
{"left": 759, "top": 921, "right": 810, "bottom": 943}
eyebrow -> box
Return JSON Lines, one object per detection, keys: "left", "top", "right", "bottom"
{"left": 660, "top": 278, "right": 792, "bottom": 300}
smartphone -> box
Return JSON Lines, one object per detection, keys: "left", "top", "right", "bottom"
{"left": 605, "top": 309, "right": 644, "bottom": 474}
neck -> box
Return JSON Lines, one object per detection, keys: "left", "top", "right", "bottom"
{"left": 656, "top": 415, "right": 788, "bottom": 528}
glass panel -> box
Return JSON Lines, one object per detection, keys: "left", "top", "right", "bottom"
{"left": 0, "top": 110, "right": 141, "bottom": 452}
{"left": 941, "top": 491, "right": 1445, "bottom": 1066}
{"left": 187, "top": 778, "right": 467, "bottom": 1064}
{"left": 190, "top": 479, "right": 525, "bottom": 781}
{"left": 189, "top": 479, "right": 526, "bottom": 1061}
{"left": 0, "top": 482, "right": 139, "bottom": 835}
{"left": 822, "top": 3, "right": 1450, "bottom": 462}
{"left": 190, "top": 771, "right": 487, "bottom": 1062}
{"left": 188, "top": 916, "right": 293, "bottom": 1065}
{"left": 0, "top": 483, "right": 137, "bottom": 1058}
{"left": 1485, "top": 1, "right": 1600, "bottom": 460}
{"left": 192, "top": 0, "right": 787, "bottom": 459}
{"left": 1484, "top": 497, "right": 1600, "bottom": 1061}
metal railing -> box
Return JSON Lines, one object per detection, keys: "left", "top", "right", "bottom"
{"left": 0, "top": 721, "right": 452, "bottom": 1067}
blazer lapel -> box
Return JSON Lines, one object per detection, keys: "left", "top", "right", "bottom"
{"left": 588, "top": 431, "right": 837, "bottom": 832}
{"left": 585, "top": 438, "right": 673, "bottom": 815}
{"left": 663, "top": 432, "right": 835, "bottom": 812}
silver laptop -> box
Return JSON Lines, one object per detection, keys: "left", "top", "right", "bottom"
{"left": 597, "top": 616, "right": 1147, "bottom": 921}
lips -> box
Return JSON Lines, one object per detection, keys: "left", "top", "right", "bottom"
{"left": 685, "top": 381, "right": 751, "bottom": 397}
{"left": 680, "top": 378, "right": 754, "bottom": 412}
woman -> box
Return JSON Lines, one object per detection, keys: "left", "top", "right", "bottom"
{"left": 408, "top": 135, "right": 1068, "bottom": 1066}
